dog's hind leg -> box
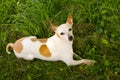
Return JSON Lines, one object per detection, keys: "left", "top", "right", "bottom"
{"left": 23, "top": 54, "right": 34, "bottom": 60}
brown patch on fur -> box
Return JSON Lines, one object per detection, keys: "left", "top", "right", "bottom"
{"left": 13, "top": 38, "right": 24, "bottom": 53}
{"left": 39, "top": 45, "right": 51, "bottom": 57}
{"left": 31, "top": 38, "right": 38, "bottom": 42}
{"left": 31, "top": 38, "right": 48, "bottom": 43}
{"left": 38, "top": 38, "right": 48, "bottom": 43}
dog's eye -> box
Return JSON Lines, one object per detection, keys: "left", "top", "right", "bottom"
{"left": 69, "top": 28, "right": 72, "bottom": 31}
{"left": 60, "top": 32, "right": 65, "bottom": 35}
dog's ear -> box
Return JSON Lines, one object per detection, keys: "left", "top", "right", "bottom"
{"left": 50, "top": 22, "right": 58, "bottom": 32}
{"left": 66, "top": 14, "right": 73, "bottom": 26}
{"left": 49, "top": 20, "right": 58, "bottom": 32}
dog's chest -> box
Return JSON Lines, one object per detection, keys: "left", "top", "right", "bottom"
{"left": 47, "top": 40, "right": 73, "bottom": 56}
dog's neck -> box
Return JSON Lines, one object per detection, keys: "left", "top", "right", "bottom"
{"left": 51, "top": 34, "right": 73, "bottom": 46}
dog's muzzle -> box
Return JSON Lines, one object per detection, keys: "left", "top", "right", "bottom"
{"left": 68, "top": 36, "right": 73, "bottom": 41}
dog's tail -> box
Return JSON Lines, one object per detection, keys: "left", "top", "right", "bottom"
{"left": 6, "top": 43, "right": 14, "bottom": 54}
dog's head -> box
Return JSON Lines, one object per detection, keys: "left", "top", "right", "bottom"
{"left": 51, "top": 14, "right": 74, "bottom": 42}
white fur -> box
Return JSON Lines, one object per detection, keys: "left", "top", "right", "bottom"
{"left": 6, "top": 15, "right": 95, "bottom": 66}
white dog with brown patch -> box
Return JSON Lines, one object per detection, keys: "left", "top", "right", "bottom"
{"left": 6, "top": 15, "right": 95, "bottom": 66}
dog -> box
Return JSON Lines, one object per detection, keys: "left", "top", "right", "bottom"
{"left": 6, "top": 14, "right": 95, "bottom": 66}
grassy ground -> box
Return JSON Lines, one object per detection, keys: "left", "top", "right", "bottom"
{"left": 0, "top": 0, "right": 120, "bottom": 80}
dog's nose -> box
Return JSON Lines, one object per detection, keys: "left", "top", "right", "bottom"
{"left": 68, "top": 36, "right": 73, "bottom": 41}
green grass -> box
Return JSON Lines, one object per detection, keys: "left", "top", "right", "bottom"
{"left": 0, "top": 0, "right": 120, "bottom": 80}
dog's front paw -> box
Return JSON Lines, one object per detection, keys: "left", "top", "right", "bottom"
{"left": 82, "top": 59, "right": 96, "bottom": 66}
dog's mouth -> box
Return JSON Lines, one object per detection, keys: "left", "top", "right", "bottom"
{"left": 68, "top": 36, "right": 73, "bottom": 41}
